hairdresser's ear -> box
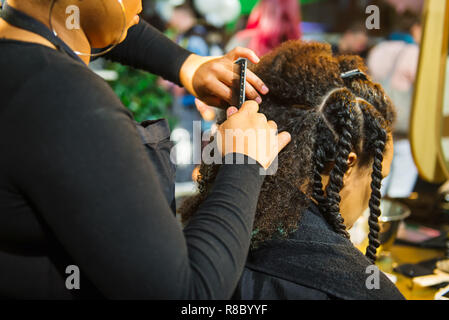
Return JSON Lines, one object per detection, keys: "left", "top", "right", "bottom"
{"left": 343, "top": 152, "right": 358, "bottom": 183}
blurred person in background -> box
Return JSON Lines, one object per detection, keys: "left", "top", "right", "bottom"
{"left": 170, "top": 1, "right": 219, "bottom": 57}
{"left": 385, "top": 0, "right": 424, "bottom": 14}
{"left": 367, "top": 10, "right": 422, "bottom": 198}
{"left": 331, "top": 21, "right": 369, "bottom": 58}
{"left": 226, "top": 0, "right": 302, "bottom": 57}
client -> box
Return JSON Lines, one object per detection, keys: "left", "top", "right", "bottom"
{"left": 180, "top": 41, "right": 405, "bottom": 300}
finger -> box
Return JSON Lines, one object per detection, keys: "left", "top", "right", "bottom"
{"left": 212, "top": 64, "right": 235, "bottom": 87}
{"left": 228, "top": 47, "right": 260, "bottom": 64}
{"left": 267, "top": 120, "right": 278, "bottom": 131}
{"left": 213, "top": 62, "right": 265, "bottom": 103}
{"left": 202, "top": 108, "right": 216, "bottom": 121}
{"left": 245, "top": 81, "right": 262, "bottom": 104}
{"left": 257, "top": 113, "right": 268, "bottom": 123}
{"left": 239, "top": 100, "right": 259, "bottom": 114}
{"left": 246, "top": 69, "right": 269, "bottom": 95}
{"left": 226, "top": 107, "right": 238, "bottom": 118}
{"left": 204, "top": 97, "right": 227, "bottom": 108}
{"left": 208, "top": 80, "right": 233, "bottom": 105}
{"left": 277, "top": 131, "right": 291, "bottom": 153}
{"left": 195, "top": 98, "right": 210, "bottom": 113}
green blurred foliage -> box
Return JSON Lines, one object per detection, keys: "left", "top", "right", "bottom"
{"left": 239, "top": 0, "right": 321, "bottom": 14}
{"left": 106, "top": 62, "right": 177, "bottom": 128}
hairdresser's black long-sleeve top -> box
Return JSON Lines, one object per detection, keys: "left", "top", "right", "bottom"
{"left": 0, "top": 21, "right": 265, "bottom": 299}
{"left": 101, "top": 20, "right": 191, "bottom": 85}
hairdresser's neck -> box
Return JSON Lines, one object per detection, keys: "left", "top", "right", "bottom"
{"left": 1, "top": 1, "right": 91, "bottom": 64}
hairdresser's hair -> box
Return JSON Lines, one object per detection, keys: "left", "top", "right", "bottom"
{"left": 180, "top": 41, "right": 395, "bottom": 263}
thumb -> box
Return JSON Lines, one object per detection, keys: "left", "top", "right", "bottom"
{"left": 277, "top": 131, "right": 291, "bottom": 153}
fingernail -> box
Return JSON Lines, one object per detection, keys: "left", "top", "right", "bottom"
{"left": 261, "top": 85, "right": 269, "bottom": 94}
{"left": 256, "top": 97, "right": 262, "bottom": 104}
{"left": 227, "top": 107, "right": 238, "bottom": 117}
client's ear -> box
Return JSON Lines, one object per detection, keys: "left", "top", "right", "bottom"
{"left": 347, "top": 152, "right": 358, "bottom": 167}
{"left": 343, "top": 152, "right": 358, "bottom": 183}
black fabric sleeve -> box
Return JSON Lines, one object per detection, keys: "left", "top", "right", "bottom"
{"left": 102, "top": 20, "right": 192, "bottom": 86}
{"left": 9, "top": 60, "right": 265, "bottom": 299}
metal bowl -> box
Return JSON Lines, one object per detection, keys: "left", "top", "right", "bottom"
{"left": 377, "top": 199, "right": 411, "bottom": 251}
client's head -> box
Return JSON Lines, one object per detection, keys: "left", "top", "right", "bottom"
{"left": 180, "top": 41, "right": 396, "bottom": 262}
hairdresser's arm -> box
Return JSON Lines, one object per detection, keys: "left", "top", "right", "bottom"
{"left": 102, "top": 20, "right": 191, "bottom": 86}
{"left": 102, "top": 20, "right": 268, "bottom": 107}
{"left": 13, "top": 64, "right": 267, "bottom": 299}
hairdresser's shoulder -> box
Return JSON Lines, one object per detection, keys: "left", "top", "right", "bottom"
{"left": 34, "top": 49, "right": 118, "bottom": 101}
{"left": 4, "top": 42, "right": 132, "bottom": 119}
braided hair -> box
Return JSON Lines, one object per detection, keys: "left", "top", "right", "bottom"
{"left": 179, "top": 41, "right": 395, "bottom": 263}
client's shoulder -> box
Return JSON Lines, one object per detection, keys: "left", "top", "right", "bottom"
{"left": 233, "top": 267, "right": 333, "bottom": 300}
{"left": 243, "top": 205, "right": 405, "bottom": 300}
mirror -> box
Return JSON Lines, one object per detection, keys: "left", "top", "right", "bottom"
{"left": 409, "top": 0, "right": 449, "bottom": 183}
{"left": 440, "top": 40, "right": 449, "bottom": 176}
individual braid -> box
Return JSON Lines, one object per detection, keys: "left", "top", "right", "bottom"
{"left": 338, "top": 54, "right": 396, "bottom": 128}
{"left": 312, "top": 145, "right": 327, "bottom": 213}
{"left": 365, "top": 138, "right": 385, "bottom": 263}
{"left": 312, "top": 117, "right": 337, "bottom": 226}
{"left": 319, "top": 89, "right": 359, "bottom": 238}
{"left": 359, "top": 104, "right": 388, "bottom": 263}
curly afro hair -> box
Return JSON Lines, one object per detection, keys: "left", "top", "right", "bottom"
{"left": 179, "top": 41, "right": 396, "bottom": 263}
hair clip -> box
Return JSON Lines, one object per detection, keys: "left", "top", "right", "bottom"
{"left": 340, "top": 69, "right": 367, "bottom": 80}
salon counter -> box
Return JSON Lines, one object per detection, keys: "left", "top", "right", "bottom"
{"left": 377, "top": 245, "right": 445, "bottom": 300}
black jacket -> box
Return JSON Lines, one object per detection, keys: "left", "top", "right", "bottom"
{"left": 233, "top": 203, "right": 405, "bottom": 300}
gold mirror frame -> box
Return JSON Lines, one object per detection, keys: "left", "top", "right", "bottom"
{"left": 410, "top": 0, "right": 449, "bottom": 183}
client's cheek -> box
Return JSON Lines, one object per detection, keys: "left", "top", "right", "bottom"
{"left": 362, "top": 180, "right": 372, "bottom": 210}
{"left": 353, "top": 178, "right": 371, "bottom": 222}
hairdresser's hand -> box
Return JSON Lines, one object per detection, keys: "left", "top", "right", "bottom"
{"left": 179, "top": 48, "right": 269, "bottom": 108}
{"left": 216, "top": 101, "right": 291, "bottom": 169}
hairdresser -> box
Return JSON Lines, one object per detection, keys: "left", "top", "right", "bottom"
{"left": 0, "top": 0, "right": 291, "bottom": 299}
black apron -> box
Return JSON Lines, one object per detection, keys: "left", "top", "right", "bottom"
{"left": 0, "top": 2, "right": 177, "bottom": 214}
